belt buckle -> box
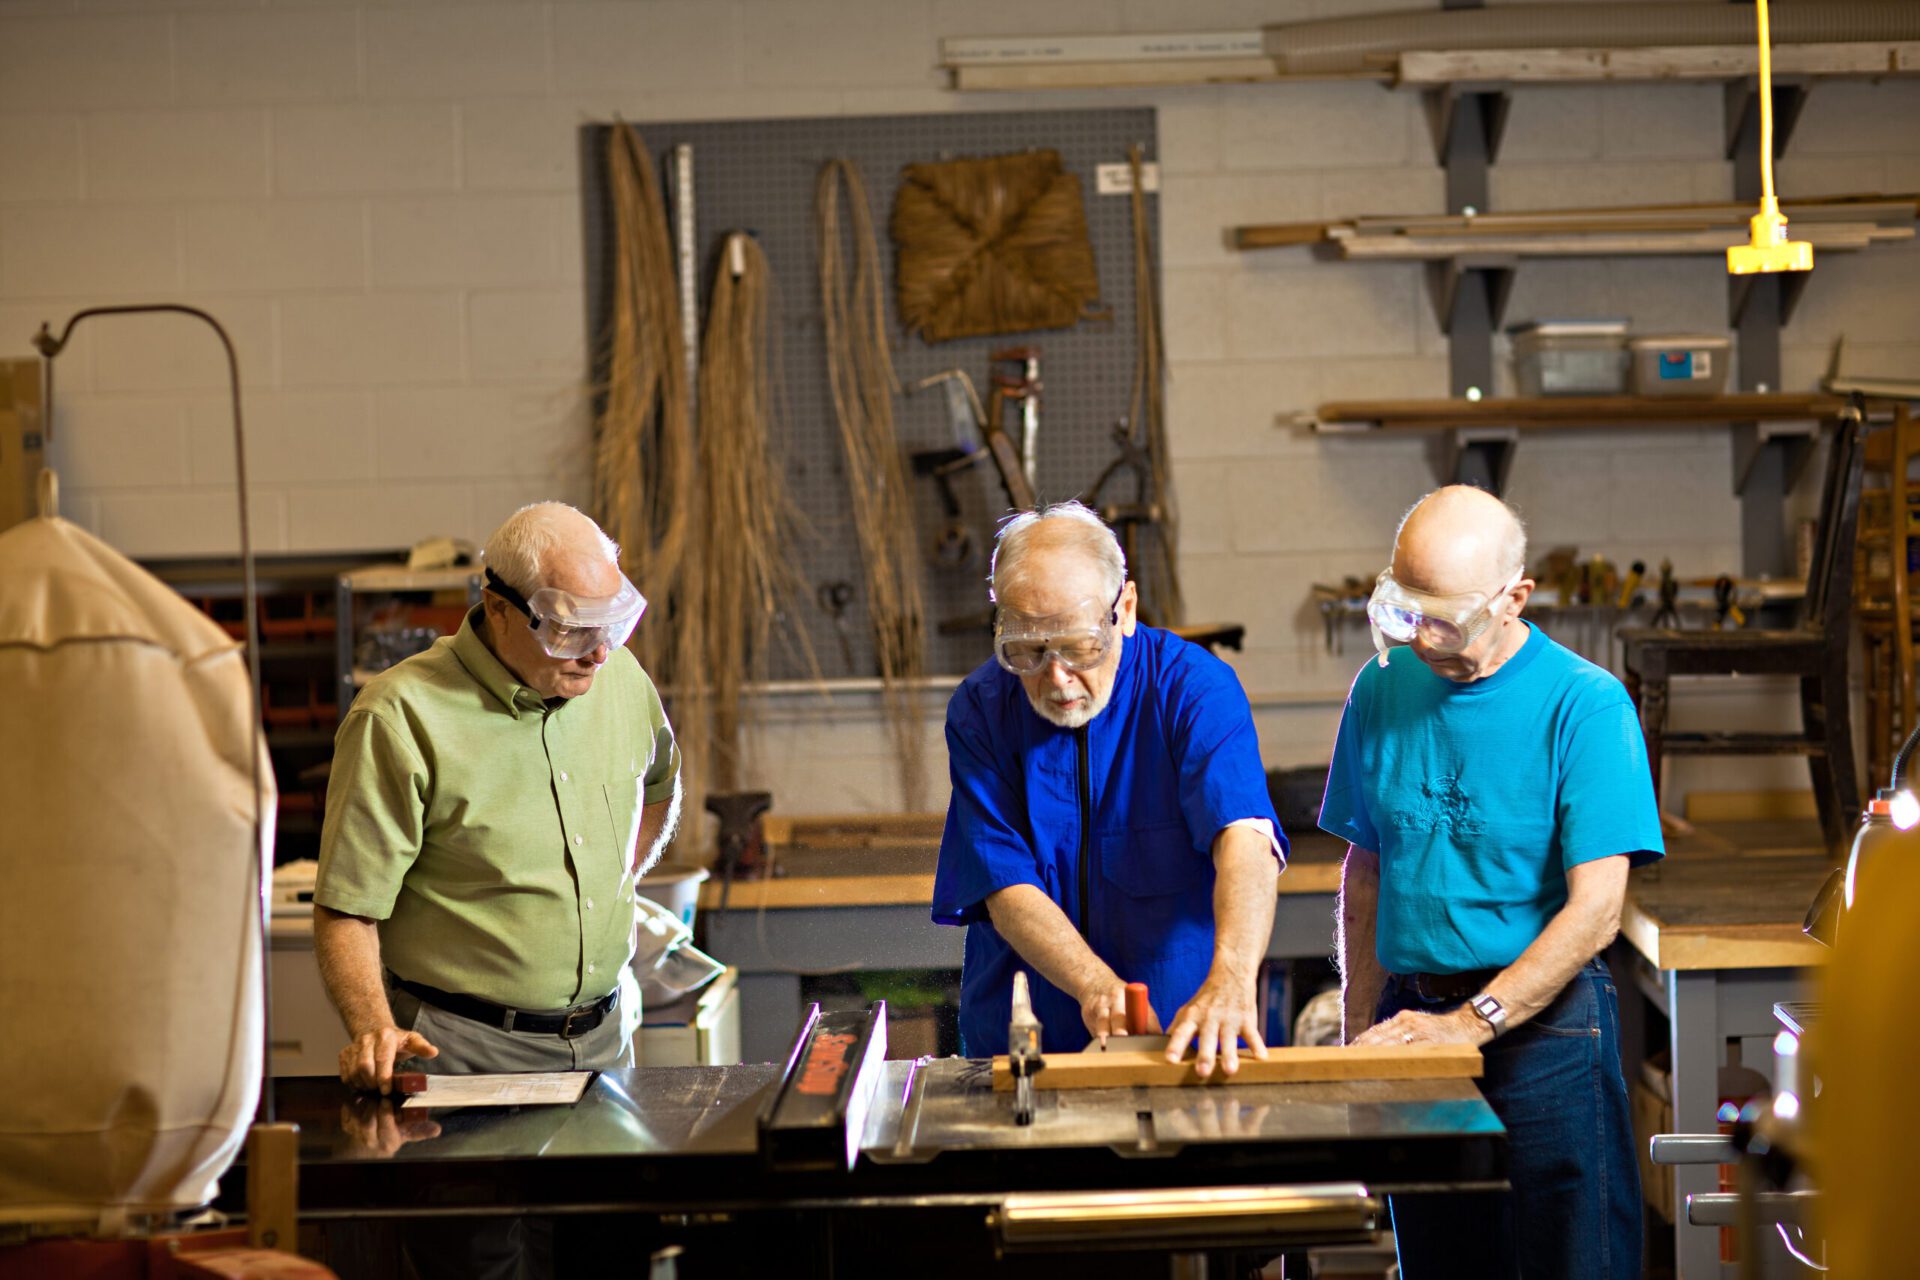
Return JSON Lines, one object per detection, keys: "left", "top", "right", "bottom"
{"left": 560, "top": 1005, "right": 591, "bottom": 1039}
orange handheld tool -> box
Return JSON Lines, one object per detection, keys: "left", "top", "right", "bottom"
{"left": 1124, "top": 983, "right": 1151, "bottom": 1036}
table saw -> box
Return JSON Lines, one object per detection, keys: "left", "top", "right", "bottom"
{"left": 223, "top": 1006, "right": 1505, "bottom": 1277}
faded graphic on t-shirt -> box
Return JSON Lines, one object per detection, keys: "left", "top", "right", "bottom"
{"left": 1390, "top": 774, "right": 1486, "bottom": 837}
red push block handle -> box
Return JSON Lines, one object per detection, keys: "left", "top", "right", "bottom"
{"left": 1124, "top": 983, "right": 1151, "bottom": 1036}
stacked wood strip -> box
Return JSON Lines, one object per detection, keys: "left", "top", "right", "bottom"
{"left": 1237, "top": 194, "right": 1920, "bottom": 256}
{"left": 1393, "top": 41, "right": 1920, "bottom": 86}
{"left": 1313, "top": 393, "right": 1847, "bottom": 431}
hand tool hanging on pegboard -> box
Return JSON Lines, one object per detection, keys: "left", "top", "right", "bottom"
{"left": 909, "top": 369, "right": 988, "bottom": 571}
{"left": 991, "top": 346, "right": 1042, "bottom": 496}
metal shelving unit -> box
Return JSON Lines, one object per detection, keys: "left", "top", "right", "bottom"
{"left": 334, "top": 564, "right": 483, "bottom": 708}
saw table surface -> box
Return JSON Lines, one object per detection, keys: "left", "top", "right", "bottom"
{"left": 232, "top": 1058, "right": 1504, "bottom": 1218}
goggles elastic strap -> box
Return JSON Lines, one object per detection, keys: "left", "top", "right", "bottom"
{"left": 484, "top": 567, "right": 539, "bottom": 628}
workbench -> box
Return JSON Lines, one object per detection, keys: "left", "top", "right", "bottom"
{"left": 1613, "top": 843, "right": 1828, "bottom": 1280}
{"left": 700, "top": 831, "right": 1345, "bottom": 1064}
{"left": 229, "top": 1056, "right": 1504, "bottom": 1277}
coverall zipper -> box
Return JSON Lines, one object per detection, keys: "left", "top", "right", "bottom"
{"left": 1075, "top": 724, "right": 1091, "bottom": 938}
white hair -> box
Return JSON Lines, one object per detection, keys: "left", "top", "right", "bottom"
{"left": 989, "top": 500, "right": 1127, "bottom": 604}
{"left": 482, "top": 502, "right": 621, "bottom": 595}
{"left": 1395, "top": 487, "right": 1528, "bottom": 579}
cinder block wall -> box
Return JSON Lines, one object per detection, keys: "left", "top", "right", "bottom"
{"left": 4, "top": 0, "right": 1916, "bottom": 816}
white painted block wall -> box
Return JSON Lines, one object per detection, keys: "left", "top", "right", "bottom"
{"left": 3, "top": 0, "right": 1916, "bottom": 816}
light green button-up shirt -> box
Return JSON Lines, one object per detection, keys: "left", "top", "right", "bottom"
{"left": 315, "top": 607, "right": 679, "bottom": 1010}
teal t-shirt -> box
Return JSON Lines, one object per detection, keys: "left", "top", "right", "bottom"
{"left": 1319, "top": 623, "right": 1665, "bottom": 975}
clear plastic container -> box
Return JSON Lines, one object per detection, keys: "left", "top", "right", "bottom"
{"left": 1511, "top": 321, "right": 1629, "bottom": 397}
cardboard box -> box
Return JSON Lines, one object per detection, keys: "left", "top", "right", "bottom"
{"left": 1631, "top": 1072, "right": 1675, "bottom": 1222}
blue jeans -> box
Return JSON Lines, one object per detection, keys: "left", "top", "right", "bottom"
{"left": 1380, "top": 957, "right": 1642, "bottom": 1280}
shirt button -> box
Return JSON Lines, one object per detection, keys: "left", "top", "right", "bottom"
{"left": 560, "top": 771, "right": 569, "bottom": 782}
{"left": 587, "top": 963, "right": 596, "bottom": 975}
{"left": 586, "top": 898, "right": 595, "bottom": 910}
{"left": 572, "top": 834, "right": 583, "bottom": 847}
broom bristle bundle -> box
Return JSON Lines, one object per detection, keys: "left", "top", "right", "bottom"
{"left": 892, "top": 149, "right": 1099, "bottom": 345}
{"left": 820, "top": 158, "right": 927, "bottom": 810}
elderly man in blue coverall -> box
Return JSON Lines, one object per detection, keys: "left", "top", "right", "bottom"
{"left": 932, "top": 501, "right": 1286, "bottom": 1077}
{"left": 1323, "top": 485, "right": 1663, "bottom": 1279}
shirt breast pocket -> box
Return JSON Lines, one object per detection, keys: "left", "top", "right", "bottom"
{"left": 603, "top": 776, "right": 643, "bottom": 867}
{"left": 1100, "top": 821, "right": 1201, "bottom": 897}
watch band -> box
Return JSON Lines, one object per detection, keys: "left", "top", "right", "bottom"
{"left": 1470, "top": 992, "right": 1507, "bottom": 1036}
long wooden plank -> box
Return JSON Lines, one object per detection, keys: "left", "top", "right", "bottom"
{"left": 992, "top": 1043, "right": 1482, "bottom": 1091}
{"left": 698, "top": 873, "right": 935, "bottom": 910}
{"left": 1336, "top": 225, "right": 1899, "bottom": 260}
{"left": 1396, "top": 42, "right": 1920, "bottom": 86}
{"left": 1315, "top": 393, "right": 1845, "bottom": 431}
{"left": 952, "top": 58, "right": 1368, "bottom": 91}
{"left": 1236, "top": 195, "right": 1919, "bottom": 251}
{"left": 762, "top": 811, "right": 944, "bottom": 848}
{"left": 1353, "top": 198, "right": 1918, "bottom": 236}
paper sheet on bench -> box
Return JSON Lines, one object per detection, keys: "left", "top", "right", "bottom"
{"left": 400, "top": 1071, "right": 592, "bottom": 1109}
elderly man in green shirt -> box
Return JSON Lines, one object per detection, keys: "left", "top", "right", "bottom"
{"left": 315, "top": 502, "right": 681, "bottom": 1095}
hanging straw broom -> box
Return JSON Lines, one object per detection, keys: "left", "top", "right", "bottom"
{"left": 696, "top": 232, "right": 817, "bottom": 791}
{"left": 818, "top": 158, "right": 928, "bottom": 811}
{"left": 592, "top": 121, "right": 710, "bottom": 833}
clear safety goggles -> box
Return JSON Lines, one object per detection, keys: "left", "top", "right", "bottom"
{"left": 484, "top": 567, "right": 647, "bottom": 660}
{"left": 1367, "top": 567, "right": 1522, "bottom": 667}
{"left": 993, "top": 590, "right": 1122, "bottom": 677}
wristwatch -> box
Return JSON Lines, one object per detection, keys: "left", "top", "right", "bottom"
{"left": 1469, "top": 992, "right": 1508, "bottom": 1036}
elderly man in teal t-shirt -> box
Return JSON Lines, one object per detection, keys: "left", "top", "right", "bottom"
{"left": 1320, "top": 485, "right": 1664, "bottom": 1280}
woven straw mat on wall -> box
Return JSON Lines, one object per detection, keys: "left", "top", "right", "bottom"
{"left": 891, "top": 149, "right": 1100, "bottom": 344}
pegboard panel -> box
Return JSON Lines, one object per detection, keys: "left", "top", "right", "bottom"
{"left": 581, "top": 107, "right": 1158, "bottom": 680}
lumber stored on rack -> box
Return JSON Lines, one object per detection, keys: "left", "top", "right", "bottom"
{"left": 1394, "top": 41, "right": 1920, "bottom": 86}
{"left": 1333, "top": 224, "right": 1905, "bottom": 260}
{"left": 953, "top": 57, "right": 1334, "bottom": 91}
{"left": 1235, "top": 195, "right": 1920, "bottom": 252}
{"left": 1313, "top": 394, "right": 1846, "bottom": 433}
{"left": 990, "top": 1043, "right": 1482, "bottom": 1091}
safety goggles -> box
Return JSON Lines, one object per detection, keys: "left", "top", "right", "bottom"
{"left": 484, "top": 567, "right": 647, "bottom": 660}
{"left": 1367, "top": 567, "right": 1522, "bottom": 666}
{"left": 993, "top": 590, "right": 1123, "bottom": 677}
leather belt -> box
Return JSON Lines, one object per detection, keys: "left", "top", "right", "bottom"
{"left": 1402, "top": 968, "right": 1500, "bottom": 1003}
{"left": 394, "top": 976, "right": 617, "bottom": 1038}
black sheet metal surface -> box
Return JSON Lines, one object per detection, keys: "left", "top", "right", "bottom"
{"left": 231, "top": 1059, "right": 1504, "bottom": 1218}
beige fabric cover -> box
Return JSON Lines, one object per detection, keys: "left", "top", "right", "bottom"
{"left": 0, "top": 513, "right": 271, "bottom": 1230}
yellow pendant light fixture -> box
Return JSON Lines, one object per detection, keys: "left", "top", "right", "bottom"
{"left": 1728, "top": 0, "right": 1814, "bottom": 276}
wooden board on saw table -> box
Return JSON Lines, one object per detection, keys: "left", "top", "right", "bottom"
{"left": 991, "top": 1043, "right": 1482, "bottom": 1091}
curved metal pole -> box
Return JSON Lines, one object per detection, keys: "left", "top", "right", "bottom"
{"left": 34, "top": 303, "right": 275, "bottom": 1126}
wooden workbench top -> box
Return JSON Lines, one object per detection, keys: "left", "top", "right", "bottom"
{"left": 1620, "top": 852, "right": 1833, "bottom": 971}
{"left": 697, "top": 832, "right": 1345, "bottom": 911}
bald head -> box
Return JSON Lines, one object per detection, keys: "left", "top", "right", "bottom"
{"left": 1391, "top": 486, "right": 1527, "bottom": 597}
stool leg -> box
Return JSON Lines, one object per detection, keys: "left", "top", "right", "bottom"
{"left": 1628, "top": 664, "right": 1668, "bottom": 809}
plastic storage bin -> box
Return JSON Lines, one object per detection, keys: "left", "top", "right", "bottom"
{"left": 1510, "top": 321, "right": 1629, "bottom": 396}
{"left": 1630, "top": 334, "right": 1732, "bottom": 397}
